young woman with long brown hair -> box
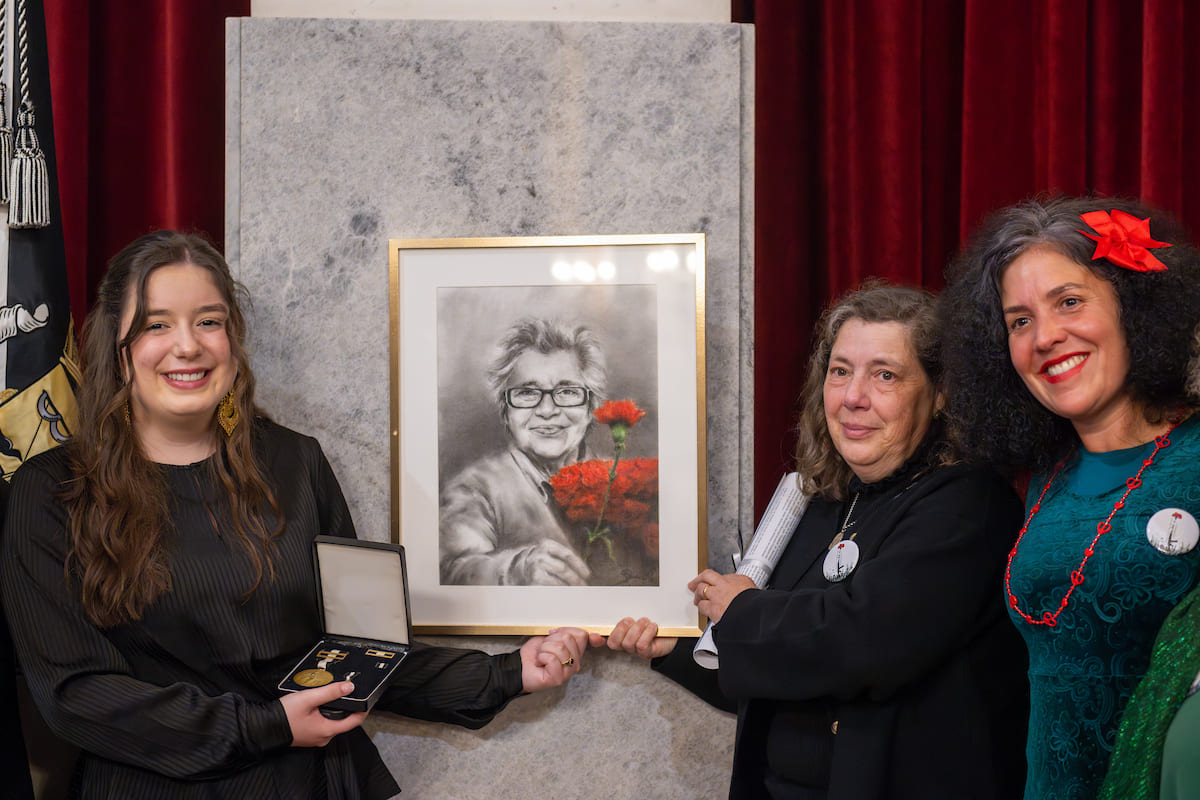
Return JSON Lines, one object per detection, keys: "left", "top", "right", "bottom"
{"left": 2, "top": 230, "right": 588, "bottom": 799}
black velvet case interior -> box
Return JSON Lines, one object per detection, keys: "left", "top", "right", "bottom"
{"left": 278, "top": 537, "right": 412, "bottom": 716}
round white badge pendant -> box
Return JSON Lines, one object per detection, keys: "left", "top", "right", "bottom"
{"left": 1146, "top": 508, "right": 1200, "bottom": 556}
{"left": 823, "top": 540, "right": 860, "bottom": 582}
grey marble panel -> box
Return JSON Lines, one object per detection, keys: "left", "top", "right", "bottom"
{"left": 228, "top": 17, "right": 751, "bottom": 798}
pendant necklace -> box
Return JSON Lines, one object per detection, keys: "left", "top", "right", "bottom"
{"left": 1005, "top": 421, "right": 1179, "bottom": 627}
{"left": 821, "top": 470, "right": 926, "bottom": 584}
{"left": 823, "top": 492, "right": 861, "bottom": 582}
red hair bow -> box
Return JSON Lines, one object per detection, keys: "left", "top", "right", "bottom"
{"left": 1077, "top": 209, "right": 1171, "bottom": 272}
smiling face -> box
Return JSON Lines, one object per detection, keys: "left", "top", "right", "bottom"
{"left": 503, "top": 349, "right": 592, "bottom": 473}
{"left": 822, "top": 319, "right": 940, "bottom": 483}
{"left": 1000, "top": 247, "right": 1134, "bottom": 439}
{"left": 121, "top": 263, "right": 237, "bottom": 453}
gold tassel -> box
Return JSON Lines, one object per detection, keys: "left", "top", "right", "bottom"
{"left": 217, "top": 390, "right": 239, "bottom": 436}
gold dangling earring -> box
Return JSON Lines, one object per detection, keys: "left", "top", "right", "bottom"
{"left": 217, "top": 389, "right": 239, "bottom": 436}
{"left": 123, "top": 401, "right": 132, "bottom": 427}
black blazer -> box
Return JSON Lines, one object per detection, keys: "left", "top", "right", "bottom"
{"left": 658, "top": 461, "right": 1029, "bottom": 800}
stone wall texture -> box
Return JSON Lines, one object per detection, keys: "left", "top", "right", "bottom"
{"left": 227, "top": 18, "right": 753, "bottom": 797}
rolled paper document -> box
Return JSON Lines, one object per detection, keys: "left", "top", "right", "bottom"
{"left": 693, "top": 472, "right": 810, "bottom": 669}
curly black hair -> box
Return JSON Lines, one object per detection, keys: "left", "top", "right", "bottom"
{"left": 940, "top": 195, "right": 1200, "bottom": 474}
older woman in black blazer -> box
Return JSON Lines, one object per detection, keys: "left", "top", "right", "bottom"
{"left": 604, "top": 283, "right": 1029, "bottom": 799}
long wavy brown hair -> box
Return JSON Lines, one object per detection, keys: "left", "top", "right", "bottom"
{"left": 793, "top": 282, "right": 943, "bottom": 501}
{"left": 62, "top": 231, "right": 282, "bottom": 627}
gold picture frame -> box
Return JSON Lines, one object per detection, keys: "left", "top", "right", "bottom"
{"left": 389, "top": 234, "right": 707, "bottom": 635}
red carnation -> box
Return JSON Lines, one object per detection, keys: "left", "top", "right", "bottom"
{"left": 550, "top": 459, "right": 659, "bottom": 527}
{"left": 549, "top": 456, "right": 659, "bottom": 561}
{"left": 612, "top": 458, "right": 658, "bottom": 497}
{"left": 549, "top": 460, "right": 613, "bottom": 524}
{"left": 594, "top": 399, "right": 647, "bottom": 428}
{"left": 594, "top": 400, "right": 647, "bottom": 447}
{"left": 550, "top": 397, "right": 656, "bottom": 565}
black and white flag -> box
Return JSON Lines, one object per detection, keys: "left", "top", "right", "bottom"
{"left": 0, "top": 0, "right": 78, "bottom": 483}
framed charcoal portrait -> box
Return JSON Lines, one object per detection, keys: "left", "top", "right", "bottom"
{"left": 389, "top": 234, "right": 707, "bottom": 635}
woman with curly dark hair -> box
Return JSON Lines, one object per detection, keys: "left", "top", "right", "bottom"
{"left": 941, "top": 196, "right": 1200, "bottom": 800}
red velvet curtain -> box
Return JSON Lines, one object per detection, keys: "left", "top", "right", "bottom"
{"left": 752, "top": 0, "right": 1200, "bottom": 515}
{"left": 44, "top": 0, "right": 250, "bottom": 328}
{"left": 40, "top": 1, "right": 1200, "bottom": 517}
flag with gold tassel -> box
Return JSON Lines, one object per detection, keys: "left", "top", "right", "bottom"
{"left": 0, "top": 0, "right": 71, "bottom": 793}
{"left": 0, "top": 0, "right": 74, "bottom": 481}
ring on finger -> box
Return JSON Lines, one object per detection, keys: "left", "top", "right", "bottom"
{"left": 702, "top": 584, "right": 709, "bottom": 600}
{"left": 561, "top": 656, "right": 575, "bottom": 667}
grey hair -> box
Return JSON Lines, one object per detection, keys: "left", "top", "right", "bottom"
{"left": 487, "top": 318, "right": 608, "bottom": 416}
{"left": 967, "top": 197, "right": 1120, "bottom": 301}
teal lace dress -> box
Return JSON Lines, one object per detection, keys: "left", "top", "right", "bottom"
{"left": 1007, "top": 416, "right": 1200, "bottom": 800}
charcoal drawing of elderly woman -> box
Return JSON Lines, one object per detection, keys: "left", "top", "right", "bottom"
{"left": 439, "top": 319, "right": 606, "bottom": 586}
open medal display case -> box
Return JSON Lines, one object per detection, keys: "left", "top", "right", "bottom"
{"left": 278, "top": 537, "right": 412, "bottom": 717}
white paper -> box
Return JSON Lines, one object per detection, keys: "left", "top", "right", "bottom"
{"left": 693, "top": 472, "right": 810, "bottom": 669}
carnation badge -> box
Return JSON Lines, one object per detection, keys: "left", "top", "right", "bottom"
{"left": 549, "top": 400, "right": 660, "bottom": 580}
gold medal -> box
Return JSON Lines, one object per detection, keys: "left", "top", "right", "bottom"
{"left": 293, "top": 668, "right": 334, "bottom": 687}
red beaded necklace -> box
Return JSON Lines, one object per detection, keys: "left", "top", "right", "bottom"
{"left": 1004, "top": 421, "right": 1180, "bottom": 627}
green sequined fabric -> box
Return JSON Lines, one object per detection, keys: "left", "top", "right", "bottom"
{"left": 1098, "top": 584, "right": 1200, "bottom": 800}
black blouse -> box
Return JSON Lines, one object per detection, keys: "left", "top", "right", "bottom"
{"left": 1, "top": 419, "right": 523, "bottom": 799}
